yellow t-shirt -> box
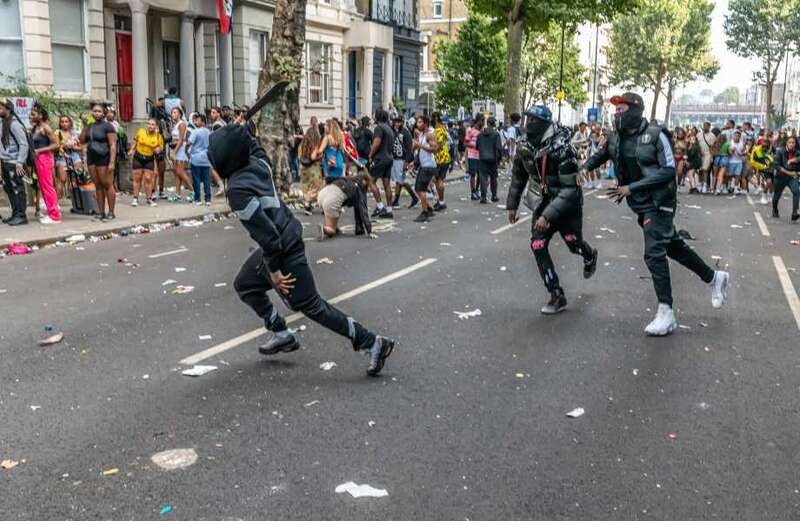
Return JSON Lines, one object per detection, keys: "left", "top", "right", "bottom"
{"left": 134, "top": 128, "right": 164, "bottom": 157}
{"left": 433, "top": 126, "right": 451, "bottom": 165}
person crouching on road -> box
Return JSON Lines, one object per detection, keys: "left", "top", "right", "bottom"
{"left": 506, "top": 105, "right": 598, "bottom": 315}
{"left": 317, "top": 174, "right": 373, "bottom": 238}
{"left": 209, "top": 123, "right": 395, "bottom": 376}
{"left": 582, "top": 92, "right": 729, "bottom": 336}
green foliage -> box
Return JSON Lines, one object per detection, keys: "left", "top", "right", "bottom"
{"left": 608, "top": 0, "right": 717, "bottom": 116}
{"left": 521, "top": 23, "right": 588, "bottom": 108}
{"left": 468, "top": 0, "right": 639, "bottom": 32}
{"left": 724, "top": 0, "right": 800, "bottom": 120}
{"left": 0, "top": 74, "right": 88, "bottom": 123}
{"left": 392, "top": 96, "right": 406, "bottom": 113}
{"left": 714, "top": 87, "right": 741, "bottom": 104}
{"left": 433, "top": 15, "right": 506, "bottom": 112}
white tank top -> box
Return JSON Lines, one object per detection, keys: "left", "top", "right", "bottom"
{"left": 418, "top": 129, "right": 436, "bottom": 168}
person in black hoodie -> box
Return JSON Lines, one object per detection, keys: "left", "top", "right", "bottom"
{"left": 507, "top": 105, "right": 598, "bottom": 314}
{"left": 476, "top": 116, "right": 503, "bottom": 203}
{"left": 209, "top": 123, "right": 395, "bottom": 376}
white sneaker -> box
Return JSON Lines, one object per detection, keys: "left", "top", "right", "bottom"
{"left": 755, "top": 185, "right": 764, "bottom": 195}
{"left": 644, "top": 303, "right": 677, "bottom": 336}
{"left": 710, "top": 270, "right": 729, "bottom": 309}
{"left": 39, "top": 216, "right": 60, "bottom": 225}
{"left": 131, "top": 197, "right": 139, "bottom": 207}
{"left": 700, "top": 183, "right": 707, "bottom": 194}
{"left": 594, "top": 179, "right": 602, "bottom": 189}
{"left": 193, "top": 201, "right": 202, "bottom": 206}
{"left": 204, "top": 201, "right": 211, "bottom": 206}
{"left": 760, "top": 194, "right": 769, "bottom": 205}
{"left": 147, "top": 199, "right": 157, "bottom": 207}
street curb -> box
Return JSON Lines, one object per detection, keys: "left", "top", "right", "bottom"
{"left": 0, "top": 210, "right": 235, "bottom": 251}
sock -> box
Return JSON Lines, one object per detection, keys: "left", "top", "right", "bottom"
{"left": 377, "top": 202, "right": 385, "bottom": 210}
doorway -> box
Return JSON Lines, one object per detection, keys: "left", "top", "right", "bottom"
{"left": 348, "top": 51, "right": 357, "bottom": 118}
{"left": 163, "top": 41, "right": 180, "bottom": 95}
{"left": 115, "top": 32, "right": 133, "bottom": 121}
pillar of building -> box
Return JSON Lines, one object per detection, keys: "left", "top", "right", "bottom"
{"left": 130, "top": 0, "right": 149, "bottom": 122}
{"left": 219, "top": 30, "right": 234, "bottom": 107}
{"left": 180, "top": 14, "right": 196, "bottom": 111}
{"left": 362, "top": 47, "right": 374, "bottom": 118}
{"left": 150, "top": 12, "right": 164, "bottom": 98}
{"left": 194, "top": 21, "right": 206, "bottom": 110}
{"left": 383, "top": 49, "right": 394, "bottom": 110}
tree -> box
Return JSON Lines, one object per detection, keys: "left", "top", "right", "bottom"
{"left": 724, "top": 0, "right": 800, "bottom": 130}
{"left": 520, "top": 23, "right": 588, "bottom": 109}
{"left": 713, "top": 87, "right": 741, "bottom": 104}
{"left": 433, "top": 15, "right": 506, "bottom": 112}
{"left": 608, "top": 0, "right": 717, "bottom": 120}
{"left": 255, "top": 0, "right": 307, "bottom": 194}
{"left": 468, "top": 0, "right": 637, "bottom": 116}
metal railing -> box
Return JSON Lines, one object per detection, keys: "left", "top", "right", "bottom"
{"left": 372, "top": 4, "right": 418, "bottom": 29}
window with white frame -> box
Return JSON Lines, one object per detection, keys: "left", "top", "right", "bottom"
{"left": 0, "top": 0, "right": 25, "bottom": 87}
{"left": 433, "top": 0, "right": 442, "bottom": 18}
{"left": 306, "top": 42, "right": 331, "bottom": 104}
{"left": 393, "top": 55, "right": 403, "bottom": 98}
{"left": 249, "top": 30, "right": 269, "bottom": 99}
{"left": 49, "top": 0, "right": 87, "bottom": 92}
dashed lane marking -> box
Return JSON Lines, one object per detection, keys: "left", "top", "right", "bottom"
{"left": 773, "top": 256, "right": 800, "bottom": 330}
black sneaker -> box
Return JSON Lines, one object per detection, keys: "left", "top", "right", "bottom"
{"left": 425, "top": 207, "right": 436, "bottom": 218}
{"left": 366, "top": 336, "right": 395, "bottom": 376}
{"left": 541, "top": 291, "right": 567, "bottom": 315}
{"left": 258, "top": 332, "right": 300, "bottom": 355}
{"left": 479, "top": 199, "right": 488, "bottom": 204}
{"left": 470, "top": 191, "right": 480, "bottom": 201}
{"left": 584, "top": 248, "right": 598, "bottom": 279}
{"left": 371, "top": 207, "right": 382, "bottom": 217}
{"left": 414, "top": 211, "right": 430, "bottom": 223}
{"left": 408, "top": 197, "right": 420, "bottom": 209}
{"left": 433, "top": 201, "right": 447, "bottom": 212}
{"left": 491, "top": 196, "right": 500, "bottom": 203}
{"left": 390, "top": 197, "right": 400, "bottom": 208}
{"left": 792, "top": 213, "right": 799, "bottom": 222}
{"left": 772, "top": 209, "right": 780, "bottom": 219}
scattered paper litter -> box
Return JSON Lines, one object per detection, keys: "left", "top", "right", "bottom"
{"left": 213, "top": 282, "right": 227, "bottom": 287}
{"left": 730, "top": 224, "right": 743, "bottom": 229}
{"left": 151, "top": 448, "right": 198, "bottom": 470}
{"left": 319, "top": 362, "right": 337, "bottom": 371}
{"left": 65, "top": 234, "right": 86, "bottom": 243}
{"left": 181, "top": 365, "right": 218, "bottom": 377}
{"left": 172, "top": 285, "right": 195, "bottom": 294}
{"left": 174, "top": 267, "right": 187, "bottom": 272}
{"left": 684, "top": 204, "right": 702, "bottom": 209}
{"left": 699, "top": 322, "right": 708, "bottom": 328}
{"left": 335, "top": 481, "right": 389, "bottom": 498}
{"left": 499, "top": 266, "right": 507, "bottom": 271}
{"left": 101, "top": 468, "right": 120, "bottom": 476}
{"left": 161, "top": 279, "right": 177, "bottom": 286}
{"left": 0, "top": 289, "right": 6, "bottom": 294}
{"left": 1, "top": 459, "right": 19, "bottom": 470}
{"left": 304, "top": 400, "right": 320, "bottom": 407}
{"left": 679, "top": 324, "right": 691, "bottom": 330}
{"left": 198, "top": 335, "right": 212, "bottom": 340}
{"left": 160, "top": 505, "right": 173, "bottom": 515}
{"left": 566, "top": 407, "right": 585, "bottom": 418}
{"left": 514, "top": 373, "right": 525, "bottom": 378}
{"left": 594, "top": 235, "right": 603, "bottom": 239}
{"left": 316, "top": 257, "right": 334, "bottom": 264}
{"left": 368, "top": 421, "right": 376, "bottom": 427}
{"left": 38, "top": 332, "right": 64, "bottom": 346}
{"left": 595, "top": 194, "right": 609, "bottom": 199}
{"left": 711, "top": 255, "right": 722, "bottom": 261}
{"left": 29, "top": 405, "right": 41, "bottom": 411}
{"left": 632, "top": 369, "right": 639, "bottom": 376}
{"left": 599, "top": 227, "right": 616, "bottom": 233}
{"left": 454, "top": 308, "right": 482, "bottom": 320}
{"left": 439, "top": 242, "right": 452, "bottom": 246}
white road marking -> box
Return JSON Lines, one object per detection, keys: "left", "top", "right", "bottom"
{"left": 772, "top": 256, "right": 800, "bottom": 330}
{"left": 746, "top": 194, "right": 754, "bottom": 207}
{"left": 753, "top": 211, "right": 770, "bottom": 237}
{"left": 148, "top": 247, "right": 188, "bottom": 259}
{"left": 179, "top": 258, "right": 438, "bottom": 365}
{"left": 490, "top": 189, "right": 598, "bottom": 235}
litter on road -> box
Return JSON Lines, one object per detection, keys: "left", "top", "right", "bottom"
{"left": 316, "top": 257, "right": 334, "bottom": 264}
{"left": 304, "top": 400, "right": 320, "bottom": 407}
{"left": 2, "top": 459, "right": 19, "bottom": 470}
{"left": 566, "top": 408, "right": 585, "bottom": 418}
{"left": 38, "top": 332, "right": 64, "bottom": 346}
{"left": 174, "top": 267, "right": 187, "bottom": 272}
{"left": 214, "top": 282, "right": 227, "bottom": 287}
{"left": 151, "top": 448, "right": 198, "bottom": 470}
{"left": 172, "top": 286, "right": 195, "bottom": 294}
{"left": 101, "top": 468, "right": 120, "bottom": 476}
{"left": 335, "top": 481, "right": 389, "bottom": 498}
{"left": 181, "top": 365, "right": 218, "bottom": 377}
{"left": 319, "top": 362, "right": 337, "bottom": 371}
{"left": 161, "top": 279, "right": 177, "bottom": 286}
{"left": 199, "top": 335, "right": 213, "bottom": 340}
{"left": 454, "top": 309, "right": 482, "bottom": 320}
{"left": 160, "top": 505, "right": 173, "bottom": 515}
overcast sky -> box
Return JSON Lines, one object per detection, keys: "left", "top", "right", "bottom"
{"left": 678, "top": 0, "right": 760, "bottom": 95}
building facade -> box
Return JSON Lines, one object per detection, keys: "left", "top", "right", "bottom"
{"left": 1, "top": 0, "right": 421, "bottom": 131}
{"left": 418, "top": 0, "right": 467, "bottom": 110}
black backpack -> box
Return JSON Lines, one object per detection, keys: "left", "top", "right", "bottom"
{"left": 9, "top": 113, "right": 38, "bottom": 174}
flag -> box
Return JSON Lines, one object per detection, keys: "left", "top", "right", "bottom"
{"left": 217, "top": 0, "right": 233, "bottom": 34}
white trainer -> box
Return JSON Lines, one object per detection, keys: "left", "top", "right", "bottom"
{"left": 710, "top": 270, "right": 729, "bottom": 308}
{"left": 131, "top": 197, "right": 138, "bottom": 207}
{"left": 759, "top": 194, "right": 769, "bottom": 205}
{"left": 644, "top": 303, "right": 677, "bottom": 336}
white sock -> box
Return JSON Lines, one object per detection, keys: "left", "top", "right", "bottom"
{"left": 377, "top": 202, "right": 385, "bottom": 210}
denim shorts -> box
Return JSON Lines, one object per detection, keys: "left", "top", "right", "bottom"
{"left": 713, "top": 156, "right": 729, "bottom": 168}
{"left": 727, "top": 161, "right": 743, "bottom": 176}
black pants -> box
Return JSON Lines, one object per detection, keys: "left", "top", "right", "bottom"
{"left": 773, "top": 175, "right": 800, "bottom": 215}
{"left": 1, "top": 162, "right": 27, "bottom": 219}
{"left": 637, "top": 209, "right": 715, "bottom": 306}
{"left": 478, "top": 160, "right": 498, "bottom": 201}
{"left": 530, "top": 207, "right": 594, "bottom": 294}
{"left": 234, "top": 247, "right": 376, "bottom": 351}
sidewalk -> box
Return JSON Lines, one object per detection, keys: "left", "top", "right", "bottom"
{"left": 0, "top": 193, "right": 230, "bottom": 249}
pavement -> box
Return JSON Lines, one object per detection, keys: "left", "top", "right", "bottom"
{"left": 3, "top": 175, "right": 800, "bottom": 520}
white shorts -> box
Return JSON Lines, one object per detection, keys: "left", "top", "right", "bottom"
{"left": 391, "top": 160, "right": 406, "bottom": 184}
{"left": 318, "top": 184, "right": 347, "bottom": 219}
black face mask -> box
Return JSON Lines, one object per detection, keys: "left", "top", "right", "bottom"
{"left": 525, "top": 118, "right": 551, "bottom": 145}
{"left": 614, "top": 104, "right": 644, "bottom": 133}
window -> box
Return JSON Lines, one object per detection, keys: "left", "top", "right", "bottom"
{"left": 433, "top": 0, "right": 442, "bottom": 18}
{"left": 249, "top": 30, "right": 269, "bottom": 99}
{"left": 393, "top": 55, "right": 403, "bottom": 98}
{"left": 49, "top": 0, "right": 87, "bottom": 92}
{"left": 306, "top": 42, "right": 331, "bottom": 104}
{"left": 0, "top": 0, "right": 24, "bottom": 87}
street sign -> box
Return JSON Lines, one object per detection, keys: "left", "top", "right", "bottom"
{"left": 587, "top": 107, "right": 599, "bottom": 123}
{"left": 555, "top": 90, "right": 565, "bottom": 101}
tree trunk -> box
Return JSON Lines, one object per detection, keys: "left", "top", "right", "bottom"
{"left": 256, "top": 0, "right": 307, "bottom": 195}
{"left": 650, "top": 60, "right": 664, "bottom": 121}
{"left": 664, "top": 80, "right": 675, "bottom": 126}
{"left": 503, "top": 0, "right": 524, "bottom": 116}
{"left": 765, "top": 78, "right": 774, "bottom": 130}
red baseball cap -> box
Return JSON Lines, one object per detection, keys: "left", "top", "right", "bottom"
{"left": 610, "top": 92, "right": 644, "bottom": 106}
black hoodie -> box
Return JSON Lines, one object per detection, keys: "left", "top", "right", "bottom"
{"left": 209, "top": 124, "right": 303, "bottom": 271}
{"left": 476, "top": 126, "right": 503, "bottom": 163}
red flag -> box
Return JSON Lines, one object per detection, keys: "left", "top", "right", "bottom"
{"left": 217, "top": 0, "right": 233, "bottom": 33}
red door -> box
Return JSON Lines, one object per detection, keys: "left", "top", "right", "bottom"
{"left": 115, "top": 33, "right": 133, "bottom": 122}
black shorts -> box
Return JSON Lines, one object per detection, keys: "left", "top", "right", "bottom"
{"left": 435, "top": 163, "right": 450, "bottom": 180}
{"left": 415, "top": 166, "right": 438, "bottom": 192}
{"left": 155, "top": 151, "right": 165, "bottom": 162}
{"left": 132, "top": 153, "right": 155, "bottom": 171}
{"left": 370, "top": 159, "right": 393, "bottom": 180}
{"left": 86, "top": 149, "right": 110, "bottom": 167}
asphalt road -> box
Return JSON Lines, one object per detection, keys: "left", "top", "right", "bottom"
{"left": 2, "top": 176, "right": 800, "bottom": 520}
